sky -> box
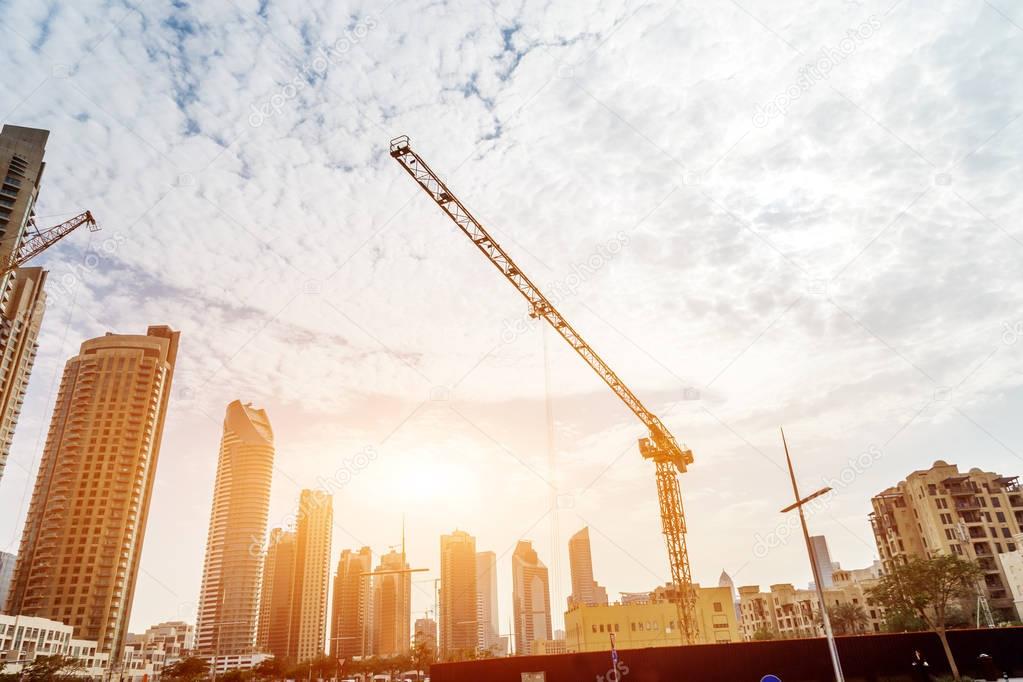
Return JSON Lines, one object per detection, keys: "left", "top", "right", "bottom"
{"left": 1, "top": 0, "right": 1022, "bottom": 639}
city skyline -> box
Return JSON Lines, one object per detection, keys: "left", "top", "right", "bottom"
{"left": 1, "top": 0, "right": 1023, "bottom": 655}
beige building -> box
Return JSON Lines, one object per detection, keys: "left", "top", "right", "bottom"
{"left": 256, "top": 528, "right": 296, "bottom": 658}
{"left": 290, "top": 490, "right": 333, "bottom": 663}
{"left": 565, "top": 584, "right": 739, "bottom": 652}
{"left": 997, "top": 533, "right": 1023, "bottom": 619}
{"left": 373, "top": 549, "right": 411, "bottom": 656}
{"left": 567, "top": 528, "right": 607, "bottom": 609}
{"left": 512, "top": 540, "right": 552, "bottom": 656}
{"left": 475, "top": 551, "right": 500, "bottom": 655}
{"left": 329, "top": 547, "right": 373, "bottom": 660}
{"left": 870, "top": 460, "right": 1022, "bottom": 619}
{"left": 5, "top": 326, "right": 178, "bottom": 660}
{"left": 196, "top": 401, "right": 275, "bottom": 656}
{"left": 0, "top": 124, "right": 50, "bottom": 486}
{"left": 737, "top": 567, "right": 886, "bottom": 641}
{"left": 439, "top": 530, "right": 477, "bottom": 658}
{"left": 0, "top": 613, "right": 109, "bottom": 677}
{"left": 414, "top": 617, "right": 436, "bottom": 656}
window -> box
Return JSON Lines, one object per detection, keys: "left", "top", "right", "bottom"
{"left": 714, "top": 602, "right": 723, "bottom": 612}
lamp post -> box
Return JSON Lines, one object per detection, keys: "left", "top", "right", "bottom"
{"left": 778, "top": 427, "right": 844, "bottom": 682}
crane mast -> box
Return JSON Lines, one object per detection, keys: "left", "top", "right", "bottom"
{"left": 1, "top": 211, "right": 99, "bottom": 278}
{"left": 389, "top": 135, "right": 698, "bottom": 643}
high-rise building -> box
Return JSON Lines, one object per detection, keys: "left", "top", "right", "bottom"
{"left": 0, "top": 124, "right": 50, "bottom": 485}
{"left": 372, "top": 549, "right": 411, "bottom": 656}
{"left": 290, "top": 490, "right": 332, "bottom": 663}
{"left": 5, "top": 326, "right": 179, "bottom": 660}
{"left": 195, "top": 401, "right": 275, "bottom": 656}
{"left": 439, "top": 530, "right": 477, "bottom": 658}
{"left": 511, "top": 540, "right": 551, "bottom": 656}
{"left": 870, "top": 460, "right": 1022, "bottom": 619}
{"left": 0, "top": 551, "right": 15, "bottom": 611}
{"left": 809, "top": 535, "right": 835, "bottom": 588}
{"left": 475, "top": 551, "right": 499, "bottom": 655}
{"left": 413, "top": 617, "right": 436, "bottom": 656}
{"left": 257, "top": 528, "right": 297, "bottom": 658}
{"left": 0, "top": 125, "right": 48, "bottom": 314}
{"left": 566, "top": 527, "right": 607, "bottom": 609}
{"left": 329, "top": 547, "right": 373, "bottom": 661}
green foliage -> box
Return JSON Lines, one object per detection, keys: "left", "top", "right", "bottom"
{"left": 868, "top": 554, "right": 983, "bottom": 681}
{"left": 752, "top": 626, "right": 777, "bottom": 641}
{"left": 163, "top": 656, "right": 211, "bottom": 681}
{"left": 1, "top": 655, "right": 85, "bottom": 681}
{"left": 253, "top": 656, "right": 286, "bottom": 679}
{"left": 826, "top": 602, "right": 869, "bottom": 635}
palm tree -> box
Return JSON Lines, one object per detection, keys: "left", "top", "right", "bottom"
{"left": 826, "top": 602, "right": 868, "bottom": 635}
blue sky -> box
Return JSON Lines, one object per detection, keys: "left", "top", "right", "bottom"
{"left": 1, "top": 0, "right": 1022, "bottom": 636}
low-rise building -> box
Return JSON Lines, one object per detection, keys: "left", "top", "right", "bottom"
{"left": 530, "top": 638, "right": 567, "bottom": 655}
{"left": 206, "top": 651, "right": 272, "bottom": 676}
{"left": 565, "top": 584, "right": 739, "bottom": 652}
{"left": 0, "top": 614, "right": 108, "bottom": 678}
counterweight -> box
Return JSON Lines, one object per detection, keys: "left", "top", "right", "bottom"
{"left": 389, "top": 136, "right": 698, "bottom": 642}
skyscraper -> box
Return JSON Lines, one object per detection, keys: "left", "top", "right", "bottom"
{"left": 329, "top": 547, "right": 373, "bottom": 661}
{"left": 0, "top": 267, "right": 45, "bottom": 482}
{"left": 809, "top": 535, "right": 835, "bottom": 589}
{"left": 372, "top": 549, "right": 411, "bottom": 656}
{"left": 511, "top": 540, "right": 552, "bottom": 656}
{"left": 257, "top": 528, "right": 296, "bottom": 658}
{"left": 413, "top": 617, "right": 437, "bottom": 657}
{"left": 566, "top": 527, "right": 607, "bottom": 609}
{"left": 195, "top": 401, "right": 275, "bottom": 656}
{"left": 290, "top": 490, "right": 332, "bottom": 663}
{"left": 0, "top": 124, "right": 50, "bottom": 486}
{"left": 5, "top": 326, "right": 179, "bottom": 660}
{"left": 439, "top": 530, "right": 477, "bottom": 657}
{"left": 0, "top": 125, "right": 48, "bottom": 311}
{"left": 475, "top": 551, "right": 499, "bottom": 655}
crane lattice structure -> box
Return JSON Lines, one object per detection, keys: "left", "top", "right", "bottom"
{"left": 0, "top": 211, "right": 99, "bottom": 278}
{"left": 389, "top": 135, "right": 698, "bottom": 643}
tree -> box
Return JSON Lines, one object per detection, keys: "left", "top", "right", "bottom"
{"left": 3, "top": 655, "right": 85, "bottom": 681}
{"left": 752, "top": 626, "right": 777, "bottom": 641}
{"left": 827, "top": 602, "right": 868, "bottom": 635}
{"left": 163, "top": 656, "right": 210, "bottom": 681}
{"left": 409, "top": 640, "right": 435, "bottom": 679}
{"left": 253, "top": 657, "right": 286, "bottom": 680}
{"left": 867, "top": 554, "right": 982, "bottom": 681}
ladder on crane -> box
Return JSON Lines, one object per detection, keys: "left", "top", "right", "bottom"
{"left": 0, "top": 211, "right": 100, "bottom": 278}
{"left": 389, "top": 135, "right": 699, "bottom": 643}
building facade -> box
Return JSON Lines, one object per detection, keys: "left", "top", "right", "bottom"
{"left": 439, "top": 530, "right": 477, "bottom": 658}
{"left": 373, "top": 549, "right": 411, "bottom": 657}
{"left": 870, "top": 460, "right": 1022, "bottom": 618}
{"left": 0, "top": 613, "right": 109, "bottom": 678}
{"left": 475, "top": 551, "right": 500, "bottom": 655}
{"left": 256, "top": 528, "right": 296, "bottom": 658}
{"left": 289, "top": 490, "right": 332, "bottom": 663}
{"left": 564, "top": 585, "right": 739, "bottom": 652}
{"left": 329, "top": 547, "right": 373, "bottom": 661}
{"left": 0, "top": 267, "right": 46, "bottom": 483}
{"left": 413, "top": 617, "right": 436, "bottom": 657}
{"left": 5, "top": 326, "right": 179, "bottom": 660}
{"left": 0, "top": 125, "right": 49, "bottom": 486}
{"left": 0, "top": 552, "right": 14, "bottom": 612}
{"left": 195, "top": 401, "right": 275, "bottom": 656}
{"left": 511, "top": 540, "right": 551, "bottom": 657}
{"left": 996, "top": 534, "right": 1023, "bottom": 620}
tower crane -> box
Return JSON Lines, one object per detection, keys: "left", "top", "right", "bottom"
{"left": 0, "top": 211, "right": 100, "bottom": 278}
{"left": 389, "top": 136, "right": 699, "bottom": 643}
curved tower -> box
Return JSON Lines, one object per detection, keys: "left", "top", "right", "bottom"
{"left": 195, "top": 401, "right": 274, "bottom": 656}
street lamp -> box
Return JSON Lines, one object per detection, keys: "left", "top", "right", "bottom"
{"left": 778, "top": 428, "right": 845, "bottom": 682}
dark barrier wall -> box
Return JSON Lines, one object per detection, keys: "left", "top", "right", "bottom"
{"left": 431, "top": 628, "right": 1023, "bottom": 682}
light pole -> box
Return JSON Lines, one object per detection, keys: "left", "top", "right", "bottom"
{"left": 778, "top": 427, "right": 844, "bottom": 682}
